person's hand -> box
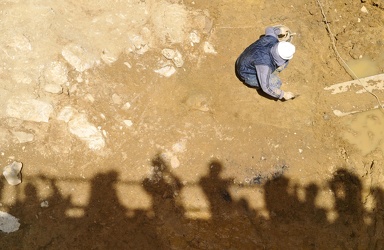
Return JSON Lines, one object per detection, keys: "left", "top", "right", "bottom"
{"left": 283, "top": 91, "right": 295, "bottom": 100}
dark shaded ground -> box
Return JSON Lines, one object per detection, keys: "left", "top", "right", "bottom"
{"left": 1, "top": 156, "right": 383, "bottom": 249}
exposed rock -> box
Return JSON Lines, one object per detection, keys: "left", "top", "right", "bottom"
{"left": 122, "top": 102, "right": 131, "bottom": 110}
{"left": 154, "top": 65, "right": 176, "bottom": 77}
{"left": 172, "top": 50, "right": 184, "bottom": 67}
{"left": 6, "top": 99, "right": 54, "bottom": 123}
{"left": 11, "top": 131, "right": 34, "bottom": 143}
{"left": 44, "top": 84, "right": 63, "bottom": 94}
{"left": 57, "top": 106, "right": 76, "bottom": 123}
{"left": 127, "top": 34, "right": 149, "bottom": 55}
{"left": 40, "top": 201, "right": 49, "bottom": 208}
{"left": 62, "top": 43, "right": 100, "bottom": 72}
{"left": 0, "top": 212, "right": 20, "bottom": 233}
{"left": 203, "top": 41, "right": 217, "bottom": 54}
{"left": 3, "top": 161, "right": 23, "bottom": 186}
{"left": 68, "top": 114, "right": 105, "bottom": 150}
{"left": 43, "top": 61, "right": 68, "bottom": 86}
{"left": 162, "top": 48, "right": 176, "bottom": 59}
{"left": 361, "top": 6, "right": 369, "bottom": 13}
{"left": 123, "top": 120, "right": 133, "bottom": 127}
{"left": 189, "top": 30, "right": 201, "bottom": 44}
{"left": 101, "top": 49, "right": 119, "bottom": 65}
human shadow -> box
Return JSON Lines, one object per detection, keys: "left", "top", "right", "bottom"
{"left": 1, "top": 161, "right": 384, "bottom": 249}
{"left": 141, "top": 155, "right": 189, "bottom": 248}
{"left": 328, "top": 169, "right": 370, "bottom": 249}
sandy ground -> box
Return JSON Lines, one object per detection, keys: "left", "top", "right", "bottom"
{"left": 1, "top": 0, "right": 384, "bottom": 248}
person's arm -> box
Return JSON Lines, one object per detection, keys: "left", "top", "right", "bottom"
{"left": 255, "top": 65, "right": 284, "bottom": 99}
{"left": 265, "top": 26, "right": 281, "bottom": 39}
{"left": 276, "top": 61, "right": 289, "bottom": 72}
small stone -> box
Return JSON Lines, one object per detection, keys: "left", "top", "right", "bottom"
{"left": 57, "top": 106, "right": 75, "bottom": 123}
{"left": 172, "top": 50, "right": 184, "bottom": 68}
{"left": 122, "top": 102, "right": 131, "bottom": 110}
{"left": 170, "top": 155, "right": 180, "bottom": 168}
{"left": 0, "top": 211, "right": 20, "bottom": 233}
{"left": 62, "top": 43, "right": 99, "bottom": 72}
{"left": 189, "top": 31, "right": 201, "bottom": 44}
{"left": 44, "top": 61, "right": 68, "bottom": 86}
{"left": 44, "top": 84, "right": 63, "bottom": 94}
{"left": 101, "top": 49, "right": 118, "bottom": 65}
{"left": 203, "top": 41, "right": 217, "bottom": 54}
{"left": 6, "top": 99, "right": 54, "bottom": 123}
{"left": 154, "top": 65, "right": 176, "bottom": 77}
{"left": 68, "top": 114, "right": 105, "bottom": 150}
{"left": 124, "top": 62, "right": 132, "bottom": 68}
{"left": 11, "top": 131, "right": 34, "bottom": 143}
{"left": 40, "top": 201, "right": 49, "bottom": 208}
{"left": 3, "top": 161, "right": 23, "bottom": 186}
{"left": 361, "top": 6, "right": 368, "bottom": 13}
{"left": 162, "top": 48, "right": 176, "bottom": 59}
{"left": 123, "top": 120, "right": 133, "bottom": 127}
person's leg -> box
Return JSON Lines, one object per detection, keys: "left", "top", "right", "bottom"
{"left": 243, "top": 74, "right": 260, "bottom": 89}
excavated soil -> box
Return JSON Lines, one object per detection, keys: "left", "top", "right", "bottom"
{"left": 1, "top": 0, "right": 384, "bottom": 249}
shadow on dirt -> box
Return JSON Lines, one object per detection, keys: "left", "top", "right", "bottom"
{"left": 1, "top": 156, "right": 383, "bottom": 249}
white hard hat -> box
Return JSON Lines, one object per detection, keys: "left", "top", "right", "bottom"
{"left": 277, "top": 41, "right": 296, "bottom": 60}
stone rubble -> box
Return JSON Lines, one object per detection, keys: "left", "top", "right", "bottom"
{"left": 3, "top": 161, "right": 23, "bottom": 186}
{"left": 6, "top": 99, "right": 54, "bottom": 123}
{"left": 0, "top": 211, "right": 20, "bottom": 233}
{"left": 68, "top": 114, "right": 106, "bottom": 151}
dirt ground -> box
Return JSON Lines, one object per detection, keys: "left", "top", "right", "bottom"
{"left": 1, "top": 0, "right": 384, "bottom": 249}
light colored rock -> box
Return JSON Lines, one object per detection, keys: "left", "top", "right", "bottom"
{"left": 68, "top": 114, "right": 105, "bottom": 150}
{"left": 124, "top": 62, "right": 132, "bottom": 68}
{"left": 44, "top": 84, "right": 63, "bottom": 94}
{"left": 172, "top": 50, "right": 184, "bottom": 67}
{"left": 162, "top": 48, "right": 176, "bottom": 59}
{"left": 123, "top": 120, "right": 133, "bottom": 127}
{"left": 44, "top": 61, "right": 68, "bottom": 86}
{"left": 6, "top": 99, "right": 54, "bottom": 123}
{"left": 57, "top": 106, "right": 75, "bottom": 123}
{"left": 11, "top": 131, "right": 34, "bottom": 143}
{"left": 361, "top": 6, "right": 368, "bottom": 13}
{"left": 101, "top": 49, "right": 119, "bottom": 65}
{"left": 40, "top": 201, "right": 49, "bottom": 208}
{"left": 3, "top": 161, "right": 23, "bottom": 186}
{"left": 0, "top": 211, "right": 20, "bottom": 233}
{"left": 154, "top": 65, "right": 176, "bottom": 77}
{"left": 128, "top": 34, "right": 149, "bottom": 55}
{"left": 203, "top": 41, "right": 217, "bottom": 54}
{"left": 170, "top": 155, "right": 180, "bottom": 168}
{"left": 62, "top": 43, "right": 99, "bottom": 72}
{"left": 122, "top": 102, "right": 131, "bottom": 110}
{"left": 189, "top": 31, "right": 201, "bottom": 44}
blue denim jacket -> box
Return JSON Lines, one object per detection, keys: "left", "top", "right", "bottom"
{"left": 236, "top": 27, "right": 287, "bottom": 99}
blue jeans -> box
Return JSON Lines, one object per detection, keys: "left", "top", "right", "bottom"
{"left": 244, "top": 72, "right": 282, "bottom": 90}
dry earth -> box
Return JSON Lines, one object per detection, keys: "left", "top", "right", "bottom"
{"left": 0, "top": 0, "right": 384, "bottom": 249}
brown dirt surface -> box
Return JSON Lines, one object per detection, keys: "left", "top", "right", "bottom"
{"left": 1, "top": 0, "right": 384, "bottom": 249}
